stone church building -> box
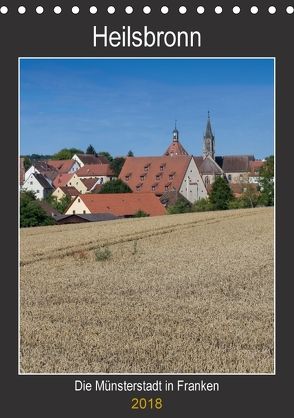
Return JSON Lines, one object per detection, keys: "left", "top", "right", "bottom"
{"left": 119, "top": 113, "right": 262, "bottom": 205}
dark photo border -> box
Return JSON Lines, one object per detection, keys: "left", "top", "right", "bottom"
{"left": 2, "top": 1, "right": 292, "bottom": 416}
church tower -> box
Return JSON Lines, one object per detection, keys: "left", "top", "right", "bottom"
{"left": 203, "top": 111, "right": 215, "bottom": 160}
{"left": 164, "top": 122, "right": 189, "bottom": 156}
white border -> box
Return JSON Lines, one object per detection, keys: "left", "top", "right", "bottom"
{"left": 18, "top": 56, "right": 276, "bottom": 376}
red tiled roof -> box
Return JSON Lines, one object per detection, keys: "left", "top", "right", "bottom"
{"left": 164, "top": 140, "right": 189, "bottom": 156}
{"left": 75, "top": 154, "right": 110, "bottom": 165}
{"left": 249, "top": 160, "right": 264, "bottom": 173}
{"left": 91, "top": 184, "right": 103, "bottom": 193}
{"left": 47, "top": 159, "right": 76, "bottom": 173}
{"left": 59, "top": 186, "right": 80, "bottom": 197}
{"left": 119, "top": 156, "right": 191, "bottom": 195}
{"left": 76, "top": 193, "right": 166, "bottom": 217}
{"left": 53, "top": 173, "right": 74, "bottom": 188}
{"left": 76, "top": 164, "right": 114, "bottom": 177}
{"left": 80, "top": 178, "right": 98, "bottom": 191}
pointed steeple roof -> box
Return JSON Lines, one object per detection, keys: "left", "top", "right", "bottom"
{"left": 165, "top": 123, "right": 189, "bottom": 157}
{"left": 205, "top": 111, "right": 213, "bottom": 138}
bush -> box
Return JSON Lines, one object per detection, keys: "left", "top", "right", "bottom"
{"left": 167, "top": 196, "right": 192, "bottom": 214}
{"left": 46, "top": 194, "right": 71, "bottom": 214}
{"left": 133, "top": 210, "right": 149, "bottom": 218}
{"left": 94, "top": 247, "right": 111, "bottom": 261}
{"left": 191, "top": 198, "right": 213, "bottom": 212}
{"left": 98, "top": 179, "right": 132, "bottom": 194}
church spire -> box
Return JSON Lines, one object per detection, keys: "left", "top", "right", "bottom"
{"left": 203, "top": 111, "right": 215, "bottom": 159}
{"left": 172, "top": 120, "right": 179, "bottom": 142}
{"left": 205, "top": 111, "right": 213, "bottom": 138}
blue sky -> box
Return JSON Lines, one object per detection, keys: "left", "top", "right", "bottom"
{"left": 20, "top": 58, "right": 274, "bottom": 159}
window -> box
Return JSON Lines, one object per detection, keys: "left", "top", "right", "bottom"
{"left": 36, "top": 190, "right": 39, "bottom": 193}
{"left": 169, "top": 174, "right": 174, "bottom": 181}
{"left": 78, "top": 198, "right": 80, "bottom": 202}
{"left": 228, "top": 174, "right": 232, "bottom": 181}
{"left": 83, "top": 210, "right": 86, "bottom": 214}
{"left": 165, "top": 185, "right": 169, "bottom": 191}
{"left": 160, "top": 164, "right": 166, "bottom": 172}
{"left": 152, "top": 186, "right": 155, "bottom": 191}
{"left": 73, "top": 210, "right": 75, "bottom": 214}
{"left": 125, "top": 176, "right": 129, "bottom": 181}
{"left": 140, "top": 175, "right": 145, "bottom": 181}
{"left": 30, "top": 181, "right": 33, "bottom": 185}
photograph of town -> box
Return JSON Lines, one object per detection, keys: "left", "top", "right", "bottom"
{"left": 19, "top": 58, "right": 274, "bottom": 374}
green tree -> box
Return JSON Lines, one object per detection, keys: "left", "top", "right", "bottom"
{"left": 97, "top": 151, "right": 113, "bottom": 162}
{"left": 240, "top": 184, "right": 259, "bottom": 208}
{"left": 28, "top": 153, "right": 53, "bottom": 160}
{"left": 209, "top": 176, "right": 234, "bottom": 210}
{"left": 23, "top": 156, "right": 31, "bottom": 171}
{"left": 98, "top": 179, "right": 132, "bottom": 194}
{"left": 20, "top": 191, "right": 55, "bottom": 227}
{"left": 110, "top": 157, "right": 126, "bottom": 177}
{"left": 127, "top": 150, "right": 134, "bottom": 157}
{"left": 258, "top": 155, "right": 274, "bottom": 206}
{"left": 167, "top": 196, "right": 192, "bottom": 214}
{"left": 46, "top": 194, "right": 71, "bottom": 214}
{"left": 52, "top": 148, "right": 84, "bottom": 160}
{"left": 86, "top": 144, "right": 96, "bottom": 155}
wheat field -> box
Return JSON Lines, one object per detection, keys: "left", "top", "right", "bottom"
{"left": 20, "top": 207, "right": 274, "bottom": 374}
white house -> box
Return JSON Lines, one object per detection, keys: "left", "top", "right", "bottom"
{"left": 178, "top": 158, "right": 208, "bottom": 202}
{"left": 21, "top": 173, "right": 53, "bottom": 200}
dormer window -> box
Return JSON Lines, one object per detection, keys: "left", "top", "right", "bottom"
{"left": 140, "top": 174, "right": 146, "bottom": 181}
{"left": 125, "top": 172, "right": 132, "bottom": 181}
{"left": 160, "top": 163, "right": 166, "bottom": 172}
{"left": 144, "top": 163, "right": 150, "bottom": 172}
{"left": 136, "top": 183, "right": 143, "bottom": 191}
{"left": 151, "top": 183, "right": 158, "bottom": 192}
{"left": 155, "top": 173, "right": 162, "bottom": 181}
{"left": 169, "top": 172, "right": 175, "bottom": 181}
{"left": 165, "top": 182, "right": 171, "bottom": 191}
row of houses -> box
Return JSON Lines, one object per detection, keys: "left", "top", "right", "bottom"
{"left": 20, "top": 114, "right": 265, "bottom": 223}
{"left": 21, "top": 153, "right": 116, "bottom": 200}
